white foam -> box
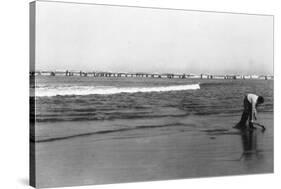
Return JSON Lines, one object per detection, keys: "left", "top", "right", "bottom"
{"left": 35, "top": 84, "right": 200, "bottom": 97}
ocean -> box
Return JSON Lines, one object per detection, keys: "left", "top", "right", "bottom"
{"left": 31, "top": 76, "right": 273, "bottom": 143}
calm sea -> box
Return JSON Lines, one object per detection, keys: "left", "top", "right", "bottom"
{"left": 31, "top": 76, "right": 273, "bottom": 142}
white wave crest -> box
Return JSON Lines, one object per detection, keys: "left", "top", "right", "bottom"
{"left": 35, "top": 84, "right": 200, "bottom": 97}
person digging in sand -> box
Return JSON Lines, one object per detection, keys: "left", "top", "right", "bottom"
{"left": 235, "top": 94, "right": 265, "bottom": 130}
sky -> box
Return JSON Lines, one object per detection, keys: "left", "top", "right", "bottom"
{"left": 34, "top": 1, "right": 274, "bottom": 75}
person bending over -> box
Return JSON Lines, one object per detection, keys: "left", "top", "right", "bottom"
{"left": 236, "top": 94, "right": 264, "bottom": 129}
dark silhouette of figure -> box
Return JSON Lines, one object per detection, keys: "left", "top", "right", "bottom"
{"left": 235, "top": 94, "right": 264, "bottom": 129}
{"left": 239, "top": 130, "right": 257, "bottom": 160}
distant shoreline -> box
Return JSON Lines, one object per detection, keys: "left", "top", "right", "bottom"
{"left": 30, "top": 71, "right": 273, "bottom": 80}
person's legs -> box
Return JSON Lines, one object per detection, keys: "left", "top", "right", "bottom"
{"left": 236, "top": 96, "right": 250, "bottom": 128}
{"left": 240, "top": 111, "right": 249, "bottom": 126}
{"left": 248, "top": 105, "right": 256, "bottom": 129}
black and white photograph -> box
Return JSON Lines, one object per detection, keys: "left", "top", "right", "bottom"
{"left": 29, "top": 0, "right": 273, "bottom": 188}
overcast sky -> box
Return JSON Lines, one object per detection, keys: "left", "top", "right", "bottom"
{"left": 35, "top": 1, "right": 273, "bottom": 75}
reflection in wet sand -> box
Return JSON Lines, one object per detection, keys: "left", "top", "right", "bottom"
{"left": 239, "top": 130, "right": 258, "bottom": 160}
{"left": 202, "top": 127, "right": 266, "bottom": 162}
{"left": 237, "top": 129, "right": 268, "bottom": 172}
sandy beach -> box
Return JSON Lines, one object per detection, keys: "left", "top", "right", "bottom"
{"left": 35, "top": 112, "right": 273, "bottom": 188}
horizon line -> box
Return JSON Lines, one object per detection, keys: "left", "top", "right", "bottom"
{"left": 31, "top": 70, "right": 274, "bottom": 76}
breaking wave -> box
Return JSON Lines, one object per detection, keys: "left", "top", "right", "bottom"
{"left": 35, "top": 84, "right": 200, "bottom": 97}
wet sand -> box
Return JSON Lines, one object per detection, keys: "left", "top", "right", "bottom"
{"left": 35, "top": 113, "right": 273, "bottom": 188}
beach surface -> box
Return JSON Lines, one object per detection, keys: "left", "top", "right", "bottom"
{"left": 35, "top": 112, "right": 273, "bottom": 188}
